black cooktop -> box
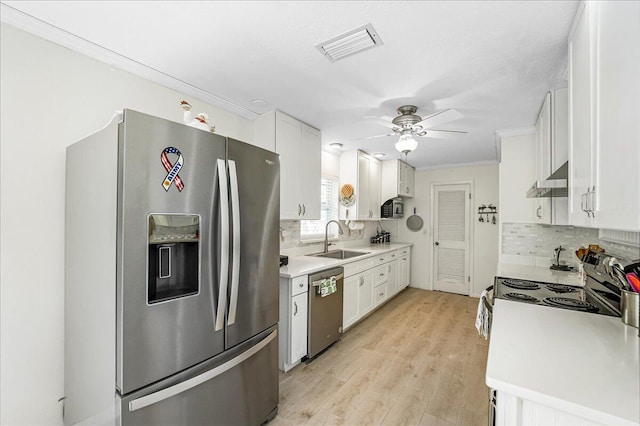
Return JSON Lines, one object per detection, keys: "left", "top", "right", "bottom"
{"left": 494, "top": 276, "right": 620, "bottom": 317}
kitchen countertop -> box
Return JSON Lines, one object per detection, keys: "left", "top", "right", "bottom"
{"left": 496, "top": 262, "right": 584, "bottom": 287}
{"left": 279, "top": 243, "right": 412, "bottom": 278}
{"left": 486, "top": 299, "right": 640, "bottom": 425}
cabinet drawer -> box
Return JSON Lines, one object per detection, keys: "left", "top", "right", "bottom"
{"left": 374, "top": 283, "right": 387, "bottom": 306}
{"left": 290, "top": 275, "right": 308, "bottom": 296}
{"left": 343, "top": 261, "right": 359, "bottom": 278}
{"left": 373, "top": 264, "right": 388, "bottom": 286}
{"left": 387, "top": 250, "right": 399, "bottom": 262}
{"left": 357, "top": 256, "right": 375, "bottom": 271}
{"left": 374, "top": 253, "right": 388, "bottom": 265}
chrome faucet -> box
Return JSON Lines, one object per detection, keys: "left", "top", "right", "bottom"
{"left": 323, "top": 220, "right": 344, "bottom": 253}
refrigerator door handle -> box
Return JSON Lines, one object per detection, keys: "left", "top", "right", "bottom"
{"left": 128, "top": 330, "right": 278, "bottom": 413}
{"left": 215, "top": 159, "right": 230, "bottom": 331}
{"left": 227, "top": 160, "right": 241, "bottom": 326}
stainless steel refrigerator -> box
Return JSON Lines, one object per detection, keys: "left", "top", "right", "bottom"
{"left": 64, "top": 109, "right": 279, "bottom": 425}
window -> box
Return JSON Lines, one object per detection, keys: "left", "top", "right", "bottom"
{"left": 300, "top": 176, "right": 339, "bottom": 239}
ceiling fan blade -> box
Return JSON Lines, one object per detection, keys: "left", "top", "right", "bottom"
{"left": 350, "top": 132, "right": 397, "bottom": 142}
{"left": 416, "top": 129, "right": 468, "bottom": 140}
{"left": 417, "top": 108, "right": 463, "bottom": 129}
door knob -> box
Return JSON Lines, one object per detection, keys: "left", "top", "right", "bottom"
{"left": 435, "top": 242, "right": 439, "bottom": 246}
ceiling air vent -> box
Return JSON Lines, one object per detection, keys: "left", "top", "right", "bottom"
{"left": 316, "top": 23, "right": 383, "bottom": 62}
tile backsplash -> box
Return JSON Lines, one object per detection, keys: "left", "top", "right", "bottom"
{"left": 279, "top": 220, "right": 398, "bottom": 252}
{"left": 502, "top": 223, "right": 640, "bottom": 264}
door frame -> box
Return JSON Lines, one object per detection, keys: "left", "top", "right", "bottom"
{"left": 429, "top": 180, "right": 474, "bottom": 294}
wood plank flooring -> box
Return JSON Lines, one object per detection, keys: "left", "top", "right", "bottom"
{"left": 271, "top": 288, "right": 489, "bottom": 426}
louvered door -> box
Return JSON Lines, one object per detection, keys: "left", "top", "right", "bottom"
{"left": 433, "top": 184, "right": 470, "bottom": 295}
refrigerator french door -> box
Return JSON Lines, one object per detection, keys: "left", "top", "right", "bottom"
{"left": 65, "top": 109, "right": 279, "bottom": 425}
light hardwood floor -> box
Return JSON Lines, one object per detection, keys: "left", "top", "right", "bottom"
{"left": 271, "top": 288, "right": 489, "bottom": 426}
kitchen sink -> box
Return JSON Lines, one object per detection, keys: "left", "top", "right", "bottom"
{"left": 309, "top": 250, "right": 370, "bottom": 260}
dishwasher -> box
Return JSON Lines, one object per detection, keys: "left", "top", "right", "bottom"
{"left": 307, "top": 266, "right": 344, "bottom": 359}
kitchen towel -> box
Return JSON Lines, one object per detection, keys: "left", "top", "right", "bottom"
{"left": 475, "top": 290, "right": 490, "bottom": 339}
{"left": 318, "top": 276, "right": 337, "bottom": 297}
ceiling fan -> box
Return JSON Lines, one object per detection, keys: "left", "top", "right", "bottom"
{"left": 367, "top": 105, "right": 468, "bottom": 153}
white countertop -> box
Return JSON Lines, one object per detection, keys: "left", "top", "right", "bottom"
{"left": 279, "top": 243, "right": 412, "bottom": 278}
{"left": 497, "top": 262, "right": 584, "bottom": 287}
{"left": 487, "top": 299, "right": 640, "bottom": 425}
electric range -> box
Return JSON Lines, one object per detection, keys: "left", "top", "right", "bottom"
{"left": 493, "top": 277, "right": 620, "bottom": 316}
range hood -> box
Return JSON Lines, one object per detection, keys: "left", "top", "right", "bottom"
{"left": 526, "top": 161, "right": 568, "bottom": 198}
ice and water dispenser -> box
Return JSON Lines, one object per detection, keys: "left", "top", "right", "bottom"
{"left": 148, "top": 214, "right": 200, "bottom": 304}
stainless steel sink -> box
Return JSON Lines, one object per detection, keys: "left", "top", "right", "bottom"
{"left": 309, "top": 250, "right": 370, "bottom": 260}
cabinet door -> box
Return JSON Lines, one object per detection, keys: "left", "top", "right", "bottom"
{"left": 593, "top": 0, "right": 640, "bottom": 230}
{"left": 290, "top": 293, "right": 308, "bottom": 363}
{"left": 397, "top": 161, "right": 407, "bottom": 196}
{"left": 358, "top": 270, "right": 374, "bottom": 317}
{"left": 568, "top": 4, "right": 596, "bottom": 227}
{"left": 276, "top": 112, "right": 303, "bottom": 219}
{"left": 300, "top": 124, "right": 321, "bottom": 219}
{"left": 387, "top": 260, "right": 398, "bottom": 296}
{"left": 369, "top": 158, "right": 381, "bottom": 219}
{"left": 535, "top": 94, "right": 552, "bottom": 224}
{"left": 405, "top": 165, "right": 415, "bottom": 197}
{"left": 399, "top": 249, "right": 411, "bottom": 288}
{"left": 357, "top": 154, "right": 371, "bottom": 219}
{"left": 343, "top": 275, "right": 360, "bottom": 329}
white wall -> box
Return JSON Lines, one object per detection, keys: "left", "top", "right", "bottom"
{"left": 0, "top": 24, "right": 254, "bottom": 425}
{"left": 397, "top": 164, "right": 500, "bottom": 296}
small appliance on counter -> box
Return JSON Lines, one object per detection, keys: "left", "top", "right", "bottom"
{"left": 370, "top": 230, "right": 390, "bottom": 244}
{"left": 279, "top": 255, "right": 288, "bottom": 267}
{"left": 381, "top": 198, "right": 404, "bottom": 218}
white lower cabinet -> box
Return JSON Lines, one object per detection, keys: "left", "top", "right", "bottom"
{"left": 358, "top": 270, "right": 374, "bottom": 317}
{"left": 290, "top": 292, "right": 308, "bottom": 363}
{"left": 343, "top": 275, "right": 360, "bottom": 329}
{"left": 278, "top": 275, "right": 308, "bottom": 372}
{"left": 374, "top": 283, "right": 387, "bottom": 306}
{"left": 341, "top": 247, "right": 411, "bottom": 331}
{"left": 496, "top": 391, "right": 604, "bottom": 426}
{"left": 399, "top": 247, "right": 411, "bottom": 288}
{"left": 387, "top": 260, "right": 398, "bottom": 296}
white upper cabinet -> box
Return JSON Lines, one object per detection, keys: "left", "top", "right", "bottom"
{"left": 568, "top": 1, "right": 640, "bottom": 231}
{"left": 339, "top": 150, "right": 382, "bottom": 220}
{"left": 381, "top": 159, "right": 416, "bottom": 201}
{"left": 254, "top": 111, "right": 321, "bottom": 220}
{"left": 534, "top": 93, "right": 552, "bottom": 224}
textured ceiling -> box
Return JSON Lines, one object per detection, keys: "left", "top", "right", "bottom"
{"left": 3, "top": 1, "right": 579, "bottom": 169}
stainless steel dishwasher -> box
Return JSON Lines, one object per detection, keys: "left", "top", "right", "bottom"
{"left": 307, "top": 266, "right": 344, "bottom": 359}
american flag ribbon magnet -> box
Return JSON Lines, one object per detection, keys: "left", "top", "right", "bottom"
{"left": 161, "top": 146, "right": 185, "bottom": 192}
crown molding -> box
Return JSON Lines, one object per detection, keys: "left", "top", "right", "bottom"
{"left": 0, "top": 3, "right": 258, "bottom": 120}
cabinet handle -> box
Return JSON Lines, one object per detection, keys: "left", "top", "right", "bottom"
{"left": 380, "top": 273, "right": 384, "bottom": 277}
{"left": 302, "top": 204, "right": 306, "bottom": 216}
{"left": 299, "top": 282, "right": 304, "bottom": 287}
{"left": 581, "top": 193, "right": 587, "bottom": 213}
{"left": 388, "top": 265, "right": 391, "bottom": 272}
{"left": 359, "top": 277, "right": 364, "bottom": 286}
{"left": 536, "top": 206, "right": 542, "bottom": 218}
{"left": 298, "top": 204, "right": 302, "bottom": 216}
{"left": 380, "top": 292, "right": 384, "bottom": 297}
{"left": 294, "top": 301, "right": 298, "bottom": 316}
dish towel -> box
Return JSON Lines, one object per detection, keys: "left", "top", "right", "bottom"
{"left": 475, "top": 290, "right": 490, "bottom": 340}
{"left": 318, "top": 276, "right": 337, "bottom": 297}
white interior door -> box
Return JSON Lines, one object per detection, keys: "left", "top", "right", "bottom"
{"left": 433, "top": 184, "right": 470, "bottom": 295}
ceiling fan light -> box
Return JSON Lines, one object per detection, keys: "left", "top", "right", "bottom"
{"left": 395, "top": 134, "right": 418, "bottom": 153}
